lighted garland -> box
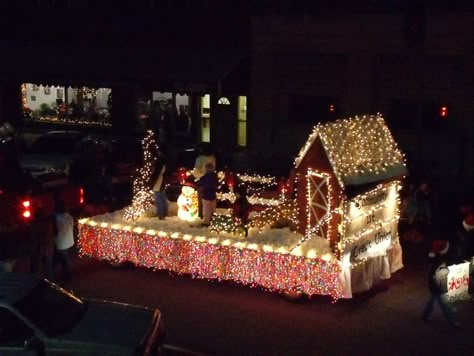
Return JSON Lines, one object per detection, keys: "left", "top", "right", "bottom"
{"left": 124, "top": 130, "right": 158, "bottom": 221}
{"left": 33, "top": 116, "right": 112, "bottom": 127}
{"left": 217, "top": 191, "right": 282, "bottom": 207}
{"left": 21, "top": 84, "right": 27, "bottom": 111}
{"left": 249, "top": 200, "right": 298, "bottom": 232}
{"left": 236, "top": 174, "right": 276, "bottom": 185}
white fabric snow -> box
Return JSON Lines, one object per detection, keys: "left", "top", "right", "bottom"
{"left": 86, "top": 208, "right": 335, "bottom": 260}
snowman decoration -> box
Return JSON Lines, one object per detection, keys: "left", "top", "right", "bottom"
{"left": 177, "top": 183, "right": 199, "bottom": 223}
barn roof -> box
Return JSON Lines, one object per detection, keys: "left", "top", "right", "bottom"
{"left": 294, "top": 114, "right": 406, "bottom": 188}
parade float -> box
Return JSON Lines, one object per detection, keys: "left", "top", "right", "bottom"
{"left": 78, "top": 114, "right": 407, "bottom": 300}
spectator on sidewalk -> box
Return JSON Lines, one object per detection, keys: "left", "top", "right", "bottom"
{"left": 30, "top": 207, "right": 55, "bottom": 279}
{"left": 458, "top": 212, "right": 474, "bottom": 293}
{"left": 421, "top": 240, "right": 460, "bottom": 327}
{"left": 405, "top": 180, "right": 433, "bottom": 240}
{"left": 54, "top": 200, "right": 75, "bottom": 284}
{"left": 455, "top": 210, "right": 474, "bottom": 261}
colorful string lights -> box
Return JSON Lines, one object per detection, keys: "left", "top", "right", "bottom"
{"left": 78, "top": 220, "right": 343, "bottom": 300}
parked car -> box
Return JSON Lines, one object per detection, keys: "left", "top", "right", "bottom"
{"left": 0, "top": 142, "right": 84, "bottom": 270}
{"left": 19, "top": 131, "right": 92, "bottom": 183}
{"left": 0, "top": 122, "right": 17, "bottom": 144}
{"left": 0, "top": 273, "right": 165, "bottom": 355}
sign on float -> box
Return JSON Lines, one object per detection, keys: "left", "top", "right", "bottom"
{"left": 343, "top": 183, "right": 399, "bottom": 263}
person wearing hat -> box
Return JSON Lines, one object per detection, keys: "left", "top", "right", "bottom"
{"left": 461, "top": 213, "right": 474, "bottom": 258}
{"left": 421, "top": 240, "right": 460, "bottom": 327}
{"left": 459, "top": 212, "right": 474, "bottom": 293}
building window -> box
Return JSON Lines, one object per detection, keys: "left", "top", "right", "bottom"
{"left": 201, "top": 94, "right": 211, "bottom": 143}
{"left": 21, "top": 83, "right": 112, "bottom": 127}
{"left": 218, "top": 97, "right": 230, "bottom": 105}
{"left": 238, "top": 96, "right": 247, "bottom": 146}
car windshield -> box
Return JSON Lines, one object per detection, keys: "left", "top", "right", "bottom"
{"left": 31, "top": 135, "right": 82, "bottom": 155}
{"left": 14, "top": 281, "right": 86, "bottom": 337}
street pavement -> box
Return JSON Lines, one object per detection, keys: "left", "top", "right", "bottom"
{"left": 15, "top": 240, "right": 474, "bottom": 355}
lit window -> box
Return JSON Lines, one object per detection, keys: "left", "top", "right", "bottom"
{"left": 21, "top": 83, "right": 112, "bottom": 127}
{"left": 238, "top": 96, "right": 247, "bottom": 146}
{"left": 201, "top": 94, "right": 211, "bottom": 143}
{"left": 218, "top": 97, "right": 231, "bottom": 105}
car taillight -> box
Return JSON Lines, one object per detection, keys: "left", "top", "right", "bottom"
{"left": 21, "top": 199, "right": 32, "bottom": 220}
{"left": 79, "top": 187, "right": 85, "bottom": 204}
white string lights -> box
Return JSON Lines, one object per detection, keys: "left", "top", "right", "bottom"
{"left": 338, "top": 181, "right": 402, "bottom": 266}
{"left": 295, "top": 114, "right": 406, "bottom": 188}
{"left": 293, "top": 115, "right": 405, "bottom": 271}
{"left": 123, "top": 130, "right": 158, "bottom": 221}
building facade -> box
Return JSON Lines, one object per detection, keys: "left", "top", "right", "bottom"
{"left": 1, "top": 1, "right": 472, "bottom": 178}
{"left": 250, "top": 6, "right": 473, "bottom": 178}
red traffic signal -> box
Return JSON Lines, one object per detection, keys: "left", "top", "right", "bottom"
{"left": 440, "top": 105, "right": 448, "bottom": 118}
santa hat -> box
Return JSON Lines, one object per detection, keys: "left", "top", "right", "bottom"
{"left": 463, "top": 213, "right": 474, "bottom": 232}
{"left": 428, "top": 240, "right": 450, "bottom": 258}
{"left": 182, "top": 181, "right": 196, "bottom": 189}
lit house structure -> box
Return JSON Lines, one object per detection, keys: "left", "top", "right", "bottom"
{"left": 293, "top": 114, "right": 406, "bottom": 295}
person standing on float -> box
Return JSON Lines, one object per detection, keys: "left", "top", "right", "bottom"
{"left": 197, "top": 163, "right": 218, "bottom": 227}
{"left": 151, "top": 152, "right": 168, "bottom": 220}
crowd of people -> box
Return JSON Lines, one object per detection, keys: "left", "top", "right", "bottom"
{"left": 145, "top": 99, "right": 193, "bottom": 152}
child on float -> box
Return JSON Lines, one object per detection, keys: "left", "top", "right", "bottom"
{"left": 232, "top": 184, "right": 250, "bottom": 223}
